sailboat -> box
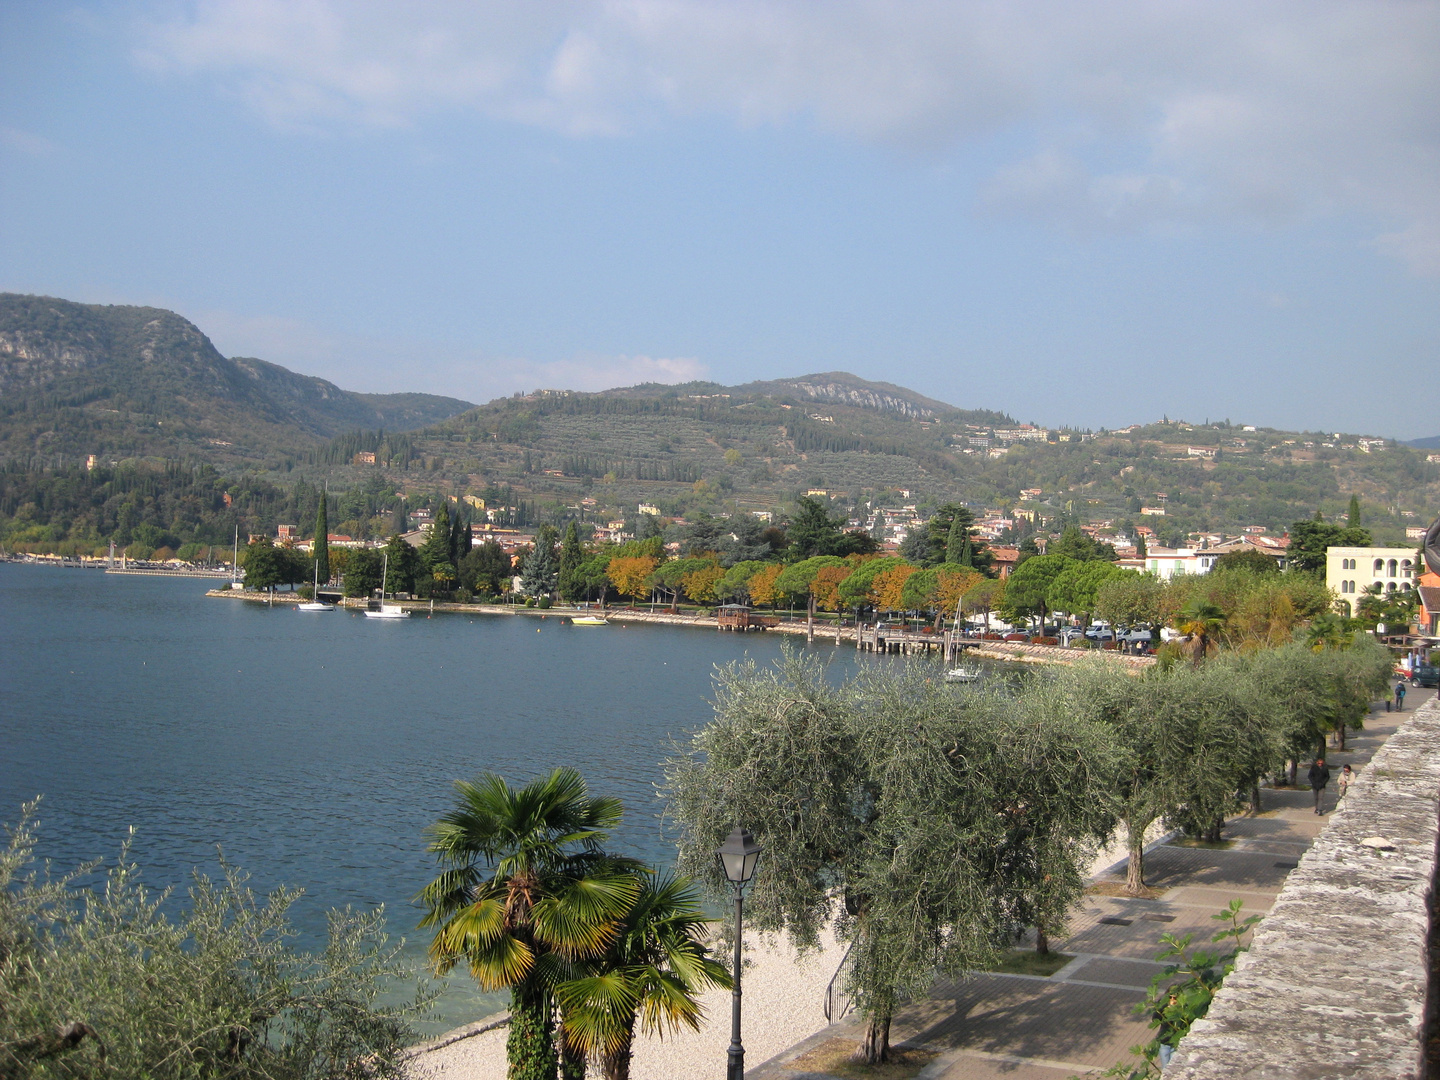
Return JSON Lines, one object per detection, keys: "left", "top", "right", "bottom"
{"left": 364, "top": 551, "right": 410, "bottom": 619}
{"left": 298, "top": 558, "right": 335, "bottom": 612}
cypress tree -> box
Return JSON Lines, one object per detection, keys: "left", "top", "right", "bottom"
{"left": 959, "top": 537, "right": 973, "bottom": 568}
{"left": 1347, "top": 494, "right": 1361, "bottom": 528}
{"left": 945, "top": 515, "right": 965, "bottom": 565}
{"left": 450, "top": 505, "right": 471, "bottom": 566}
{"left": 558, "top": 520, "right": 583, "bottom": 601}
{"left": 313, "top": 495, "right": 330, "bottom": 584}
{"left": 422, "top": 502, "right": 452, "bottom": 572}
{"left": 391, "top": 499, "right": 408, "bottom": 535}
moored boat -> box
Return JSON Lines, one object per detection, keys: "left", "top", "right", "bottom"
{"left": 363, "top": 552, "right": 411, "bottom": 619}
{"left": 944, "top": 666, "right": 981, "bottom": 683}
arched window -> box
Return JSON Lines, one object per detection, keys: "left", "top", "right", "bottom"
{"left": 1387, "top": 581, "right": 1397, "bottom": 592}
{"left": 1402, "top": 559, "right": 1412, "bottom": 577}
{"left": 1388, "top": 559, "right": 1398, "bottom": 577}
{"left": 1374, "top": 559, "right": 1385, "bottom": 573}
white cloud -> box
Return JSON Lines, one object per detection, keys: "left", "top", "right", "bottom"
{"left": 195, "top": 307, "right": 706, "bottom": 401}
{"left": 134, "top": 0, "right": 1440, "bottom": 272}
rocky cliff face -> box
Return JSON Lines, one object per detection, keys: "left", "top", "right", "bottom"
{"left": 784, "top": 378, "right": 936, "bottom": 419}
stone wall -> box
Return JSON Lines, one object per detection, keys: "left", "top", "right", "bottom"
{"left": 1168, "top": 696, "right": 1440, "bottom": 1079}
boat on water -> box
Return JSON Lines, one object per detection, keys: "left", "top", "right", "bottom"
{"left": 298, "top": 558, "right": 336, "bottom": 612}
{"left": 944, "top": 666, "right": 981, "bottom": 684}
{"left": 571, "top": 615, "right": 609, "bottom": 625}
{"left": 363, "top": 552, "right": 411, "bottom": 619}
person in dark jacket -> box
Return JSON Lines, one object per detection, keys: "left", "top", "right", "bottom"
{"left": 1396, "top": 680, "right": 1407, "bottom": 711}
{"left": 1308, "top": 758, "right": 1330, "bottom": 815}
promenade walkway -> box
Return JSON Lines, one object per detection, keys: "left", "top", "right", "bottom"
{"left": 754, "top": 687, "right": 1431, "bottom": 1080}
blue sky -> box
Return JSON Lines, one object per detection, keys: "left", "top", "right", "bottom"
{"left": 2, "top": 2, "right": 1438, "bottom": 437}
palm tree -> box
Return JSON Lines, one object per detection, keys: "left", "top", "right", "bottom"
{"left": 1302, "top": 612, "right": 1348, "bottom": 652}
{"left": 556, "top": 875, "right": 731, "bottom": 1080}
{"left": 1176, "top": 599, "right": 1226, "bottom": 666}
{"left": 417, "top": 768, "right": 642, "bottom": 1080}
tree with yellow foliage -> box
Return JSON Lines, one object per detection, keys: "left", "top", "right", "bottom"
{"left": 812, "top": 565, "right": 851, "bottom": 612}
{"left": 682, "top": 561, "right": 727, "bottom": 605}
{"left": 875, "top": 564, "right": 918, "bottom": 612}
{"left": 606, "top": 554, "right": 659, "bottom": 603}
{"left": 747, "top": 563, "right": 784, "bottom": 607}
{"left": 935, "top": 565, "right": 984, "bottom": 619}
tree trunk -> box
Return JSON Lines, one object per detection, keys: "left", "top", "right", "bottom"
{"left": 1250, "top": 782, "right": 1262, "bottom": 815}
{"left": 600, "top": 1029, "right": 634, "bottom": 1080}
{"left": 1035, "top": 926, "right": 1049, "bottom": 955}
{"left": 1338, "top": 722, "right": 1347, "bottom": 751}
{"left": 861, "top": 1013, "right": 892, "bottom": 1065}
{"left": 559, "top": 1026, "right": 587, "bottom": 1080}
{"left": 506, "top": 990, "right": 556, "bottom": 1080}
{"left": 1124, "top": 828, "right": 1147, "bottom": 895}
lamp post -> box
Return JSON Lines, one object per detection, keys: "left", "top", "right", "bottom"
{"left": 717, "top": 826, "right": 762, "bottom": 1080}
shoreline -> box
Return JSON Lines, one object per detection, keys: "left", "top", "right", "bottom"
{"left": 203, "top": 589, "right": 1155, "bottom": 668}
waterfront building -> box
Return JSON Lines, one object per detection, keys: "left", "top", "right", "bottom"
{"left": 1326, "top": 546, "right": 1419, "bottom": 612}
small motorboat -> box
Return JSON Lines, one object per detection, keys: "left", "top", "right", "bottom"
{"left": 571, "top": 615, "right": 609, "bottom": 625}
{"left": 944, "top": 666, "right": 981, "bottom": 684}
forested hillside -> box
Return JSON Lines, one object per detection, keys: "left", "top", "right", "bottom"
{"left": 0, "top": 294, "right": 473, "bottom": 465}
{"left": 1, "top": 297, "right": 1436, "bottom": 556}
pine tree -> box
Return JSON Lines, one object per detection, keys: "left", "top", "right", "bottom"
{"left": 313, "top": 495, "right": 330, "bottom": 585}
{"left": 1348, "top": 495, "right": 1361, "bottom": 528}
{"left": 520, "top": 525, "right": 559, "bottom": 597}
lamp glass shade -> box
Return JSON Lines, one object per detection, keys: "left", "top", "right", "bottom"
{"left": 717, "top": 826, "right": 762, "bottom": 884}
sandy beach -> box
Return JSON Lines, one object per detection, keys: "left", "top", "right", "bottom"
{"left": 412, "top": 823, "right": 1166, "bottom": 1080}
{"left": 413, "top": 924, "right": 845, "bottom": 1080}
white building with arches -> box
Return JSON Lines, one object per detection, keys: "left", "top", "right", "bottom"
{"left": 1326, "top": 546, "right": 1419, "bottom": 612}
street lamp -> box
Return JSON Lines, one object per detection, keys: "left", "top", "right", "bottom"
{"left": 717, "top": 826, "right": 762, "bottom": 1080}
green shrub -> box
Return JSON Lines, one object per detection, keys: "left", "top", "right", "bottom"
{"left": 0, "top": 803, "right": 429, "bottom": 1079}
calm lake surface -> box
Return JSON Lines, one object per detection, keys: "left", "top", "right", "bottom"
{"left": 0, "top": 563, "right": 888, "bottom": 1030}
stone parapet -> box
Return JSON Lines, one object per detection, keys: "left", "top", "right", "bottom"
{"left": 1168, "top": 697, "right": 1440, "bottom": 1079}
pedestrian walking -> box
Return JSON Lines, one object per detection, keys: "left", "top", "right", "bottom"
{"left": 1337, "top": 764, "right": 1354, "bottom": 805}
{"left": 1396, "top": 680, "right": 1407, "bottom": 712}
{"left": 1308, "top": 757, "right": 1330, "bottom": 815}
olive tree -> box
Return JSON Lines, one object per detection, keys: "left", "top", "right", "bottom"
{"left": 665, "top": 652, "right": 1119, "bottom": 1063}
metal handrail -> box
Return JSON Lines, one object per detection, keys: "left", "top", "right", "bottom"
{"left": 822, "top": 941, "right": 856, "bottom": 1023}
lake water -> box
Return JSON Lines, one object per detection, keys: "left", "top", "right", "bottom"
{"left": 0, "top": 564, "right": 887, "bottom": 1030}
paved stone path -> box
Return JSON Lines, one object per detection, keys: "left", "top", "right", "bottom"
{"left": 753, "top": 686, "right": 1434, "bottom": 1080}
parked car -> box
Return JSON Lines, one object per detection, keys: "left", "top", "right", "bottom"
{"left": 1120, "top": 628, "right": 1155, "bottom": 644}
{"left": 1085, "top": 628, "right": 1115, "bottom": 642}
{"left": 1413, "top": 665, "right": 1439, "bottom": 688}
{"left": 1057, "top": 628, "right": 1086, "bottom": 645}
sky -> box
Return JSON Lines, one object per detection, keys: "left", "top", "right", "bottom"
{"left": 2, "top": 1, "right": 1438, "bottom": 438}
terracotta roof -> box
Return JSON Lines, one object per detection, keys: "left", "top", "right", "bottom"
{"left": 1420, "top": 586, "right": 1440, "bottom": 614}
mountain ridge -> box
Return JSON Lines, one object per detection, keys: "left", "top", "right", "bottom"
{"left": 0, "top": 294, "right": 474, "bottom": 462}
